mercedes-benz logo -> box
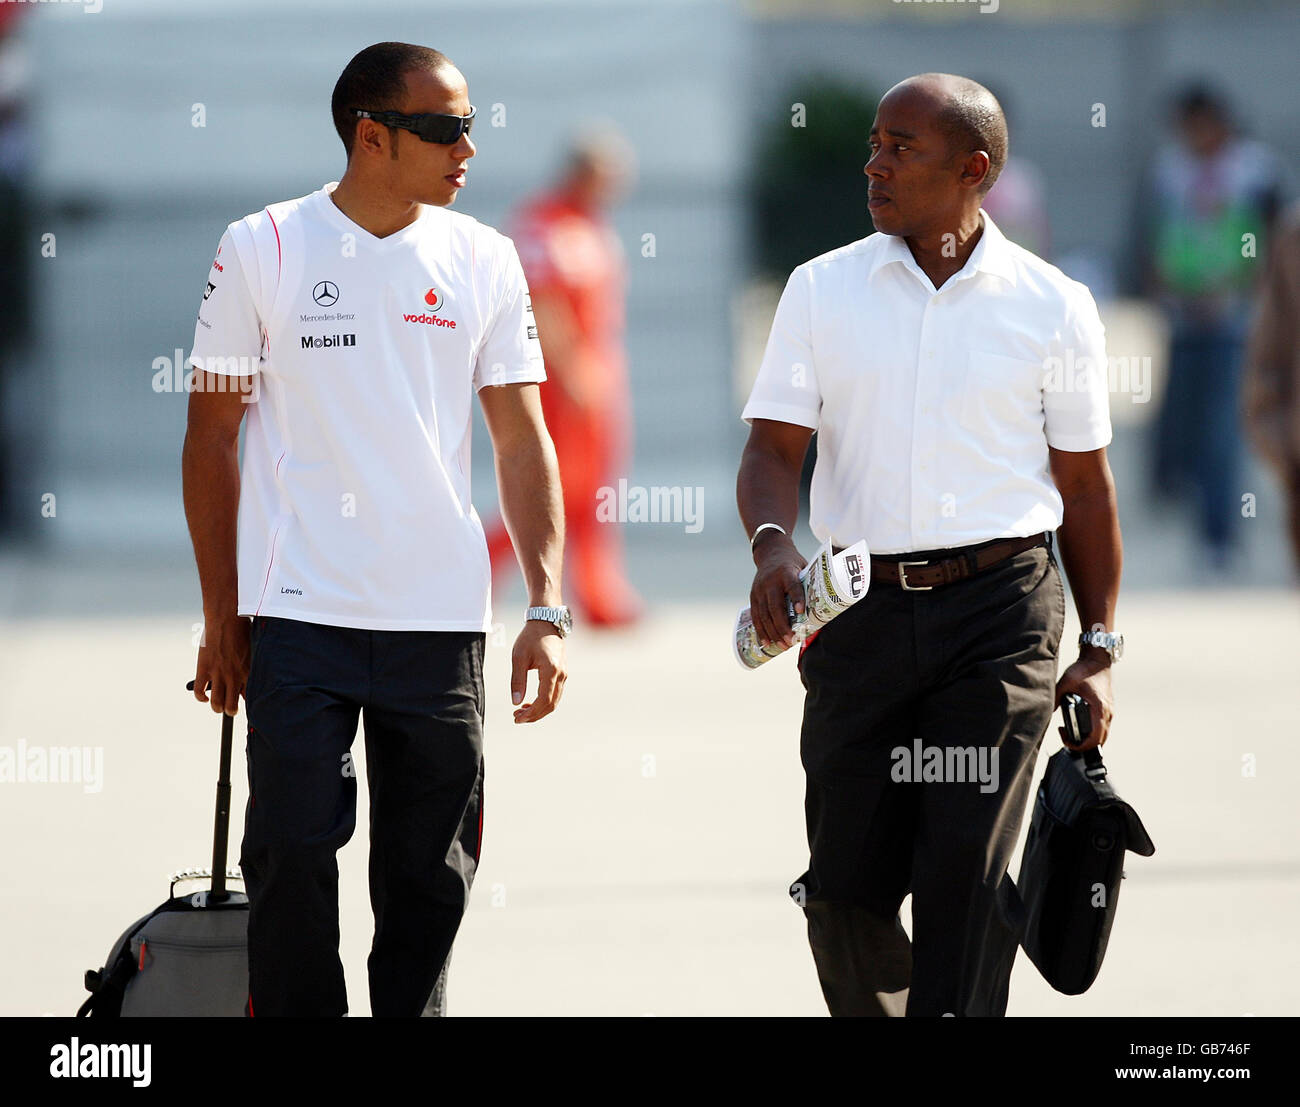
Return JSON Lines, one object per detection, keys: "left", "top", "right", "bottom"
{"left": 313, "top": 280, "right": 339, "bottom": 306}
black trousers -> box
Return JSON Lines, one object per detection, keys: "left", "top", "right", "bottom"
{"left": 794, "top": 541, "right": 1065, "bottom": 1017}
{"left": 240, "top": 615, "right": 486, "bottom": 1017}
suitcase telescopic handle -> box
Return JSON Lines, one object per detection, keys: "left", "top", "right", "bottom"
{"left": 185, "top": 680, "right": 236, "bottom": 900}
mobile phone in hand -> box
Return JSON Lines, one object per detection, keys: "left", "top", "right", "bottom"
{"left": 1062, "top": 692, "right": 1092, "bottom": 747}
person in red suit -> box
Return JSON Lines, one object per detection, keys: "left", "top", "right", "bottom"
{"left": 485, "top": 130, "right": 643, "bottom": 626}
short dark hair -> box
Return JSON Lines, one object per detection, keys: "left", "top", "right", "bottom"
{"left": 331, "top": 42, "right": 452, "bottom": 157}
{"left": 1174, "top": 81, "right": 1231, "bottom": 124}
{"left": 931, "top": 80, "right": 1009, "bottom": 195}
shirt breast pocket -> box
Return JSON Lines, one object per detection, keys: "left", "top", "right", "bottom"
{"left": 959, "top": 350, "right": 1044, "bottom": 434}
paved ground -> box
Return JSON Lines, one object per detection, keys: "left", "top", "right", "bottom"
{"left": 1, "top": 560, "right": 1296, "bottom": 1015}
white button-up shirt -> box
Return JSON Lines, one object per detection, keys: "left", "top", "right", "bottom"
{"left": 742, "top": 212, "right": 1112, "bottom": 554}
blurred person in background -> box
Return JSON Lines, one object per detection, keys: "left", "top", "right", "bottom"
{"left": 977, "top": 85, "right": 1051, "bottom": 258}
{"left": 484, "top": 129, "right": 643, "bottom": 627}
{"left": 1138, "top": 82, "right": 1286, "bottom": 570}
{"left": 0, "top": 12, "right": 32, "bottom": 539}
{"left": 1243, "top": 200, "right": 1300, "bottom": 575}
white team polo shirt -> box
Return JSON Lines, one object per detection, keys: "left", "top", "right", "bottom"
{"left": 189, "top": 182, "right": 545, "bottom": 631}
{"left": 742, "top": 212, "right": 1112, "bottom": 555}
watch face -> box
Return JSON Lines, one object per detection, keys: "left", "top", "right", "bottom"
{"left": 559, "top": 609, "right": 573, "bottom": 635}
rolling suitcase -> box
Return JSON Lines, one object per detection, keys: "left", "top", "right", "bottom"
{"left": 78, "top": 700, "right": 250, "bottom": 1017}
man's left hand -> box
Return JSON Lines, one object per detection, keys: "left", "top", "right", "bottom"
{"left": 1054, "top": 656, "right": 1113, "bottom": 751}
{"left": 510, "top": 620, "right": 567, "bottom": 724}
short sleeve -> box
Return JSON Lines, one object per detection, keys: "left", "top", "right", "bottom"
{"left": 189, "top": 228, "right": 263, "bottom": 378}
{"left": 741, "top": 266, "right": 821, "bottom": 429}
{"left": 1043, "top": 286, "right": 1113, "bottom": 452}
{"left": 474, "top": 236, "right": 546, "bottom": 391}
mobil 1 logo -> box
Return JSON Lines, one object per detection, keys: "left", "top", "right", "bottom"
{"left": 301, "top": 333, "right": 357, "bottom": 349}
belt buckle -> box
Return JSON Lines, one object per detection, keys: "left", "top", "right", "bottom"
{"left": 897, "top": 560, "right": 933, "bottom": 591}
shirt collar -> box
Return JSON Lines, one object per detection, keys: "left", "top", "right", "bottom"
{"left": 868, "top": 210, "right": 1019, "bottom": 289}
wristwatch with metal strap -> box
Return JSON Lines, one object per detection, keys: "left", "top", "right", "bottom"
{"left": 526, "top": 605, "right": 573, "bottom": 638}
{"left": 1078, "top": 629, "right": 1123, "bottom": 661}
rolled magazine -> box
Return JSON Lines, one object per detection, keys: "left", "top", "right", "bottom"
{"left": 734, "top": 539, "right": 870, "bottom": 670}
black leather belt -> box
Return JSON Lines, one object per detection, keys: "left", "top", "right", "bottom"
{"left": 833, "top": 533, "right": 1049, "bottom": 591}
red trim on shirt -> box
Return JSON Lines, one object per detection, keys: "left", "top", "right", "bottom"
{"left": 253, "top": 451, "right": 288, "bottom": 616}
{"left": 265, "top": 207, "right": 281, "bottom": 280}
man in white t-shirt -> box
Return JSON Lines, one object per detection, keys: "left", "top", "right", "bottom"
{"left": 737, "top": 74, "right": 1125, "bottom": 1016}
{"left": 182, "top": 42, "right": 570, "bottom": 1017}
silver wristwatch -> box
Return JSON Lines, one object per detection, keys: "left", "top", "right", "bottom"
{"left": 526, "top": 605, "right": 573, "bottom": 638}
{"left": 1079, "top": 629, "right": 1123, "bottom": 661}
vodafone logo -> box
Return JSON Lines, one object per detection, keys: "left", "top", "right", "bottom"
{"left": 403, "top": 287, "right": 456, "bottom": 329}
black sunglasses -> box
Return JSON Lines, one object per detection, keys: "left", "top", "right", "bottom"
{"left": 352, "top": 105, "right": 476, "bottom": 145}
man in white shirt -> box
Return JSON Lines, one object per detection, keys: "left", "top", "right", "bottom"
{"left": 737, "top": 73, "right": 1124, "bottom": 1016}
{"left": 182, "top": 42, "right": 570, "bottom": 1017}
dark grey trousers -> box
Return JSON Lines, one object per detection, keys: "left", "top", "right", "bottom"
{"left": 794, "top": 541, "right": 1065, "bottom": 1017}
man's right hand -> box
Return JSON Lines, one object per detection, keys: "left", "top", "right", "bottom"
{"left": 749, "top": 533, "right": 807, "bottom": 649}
{"left": 193, "top": 610, "right": 251, "bottom": 716}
